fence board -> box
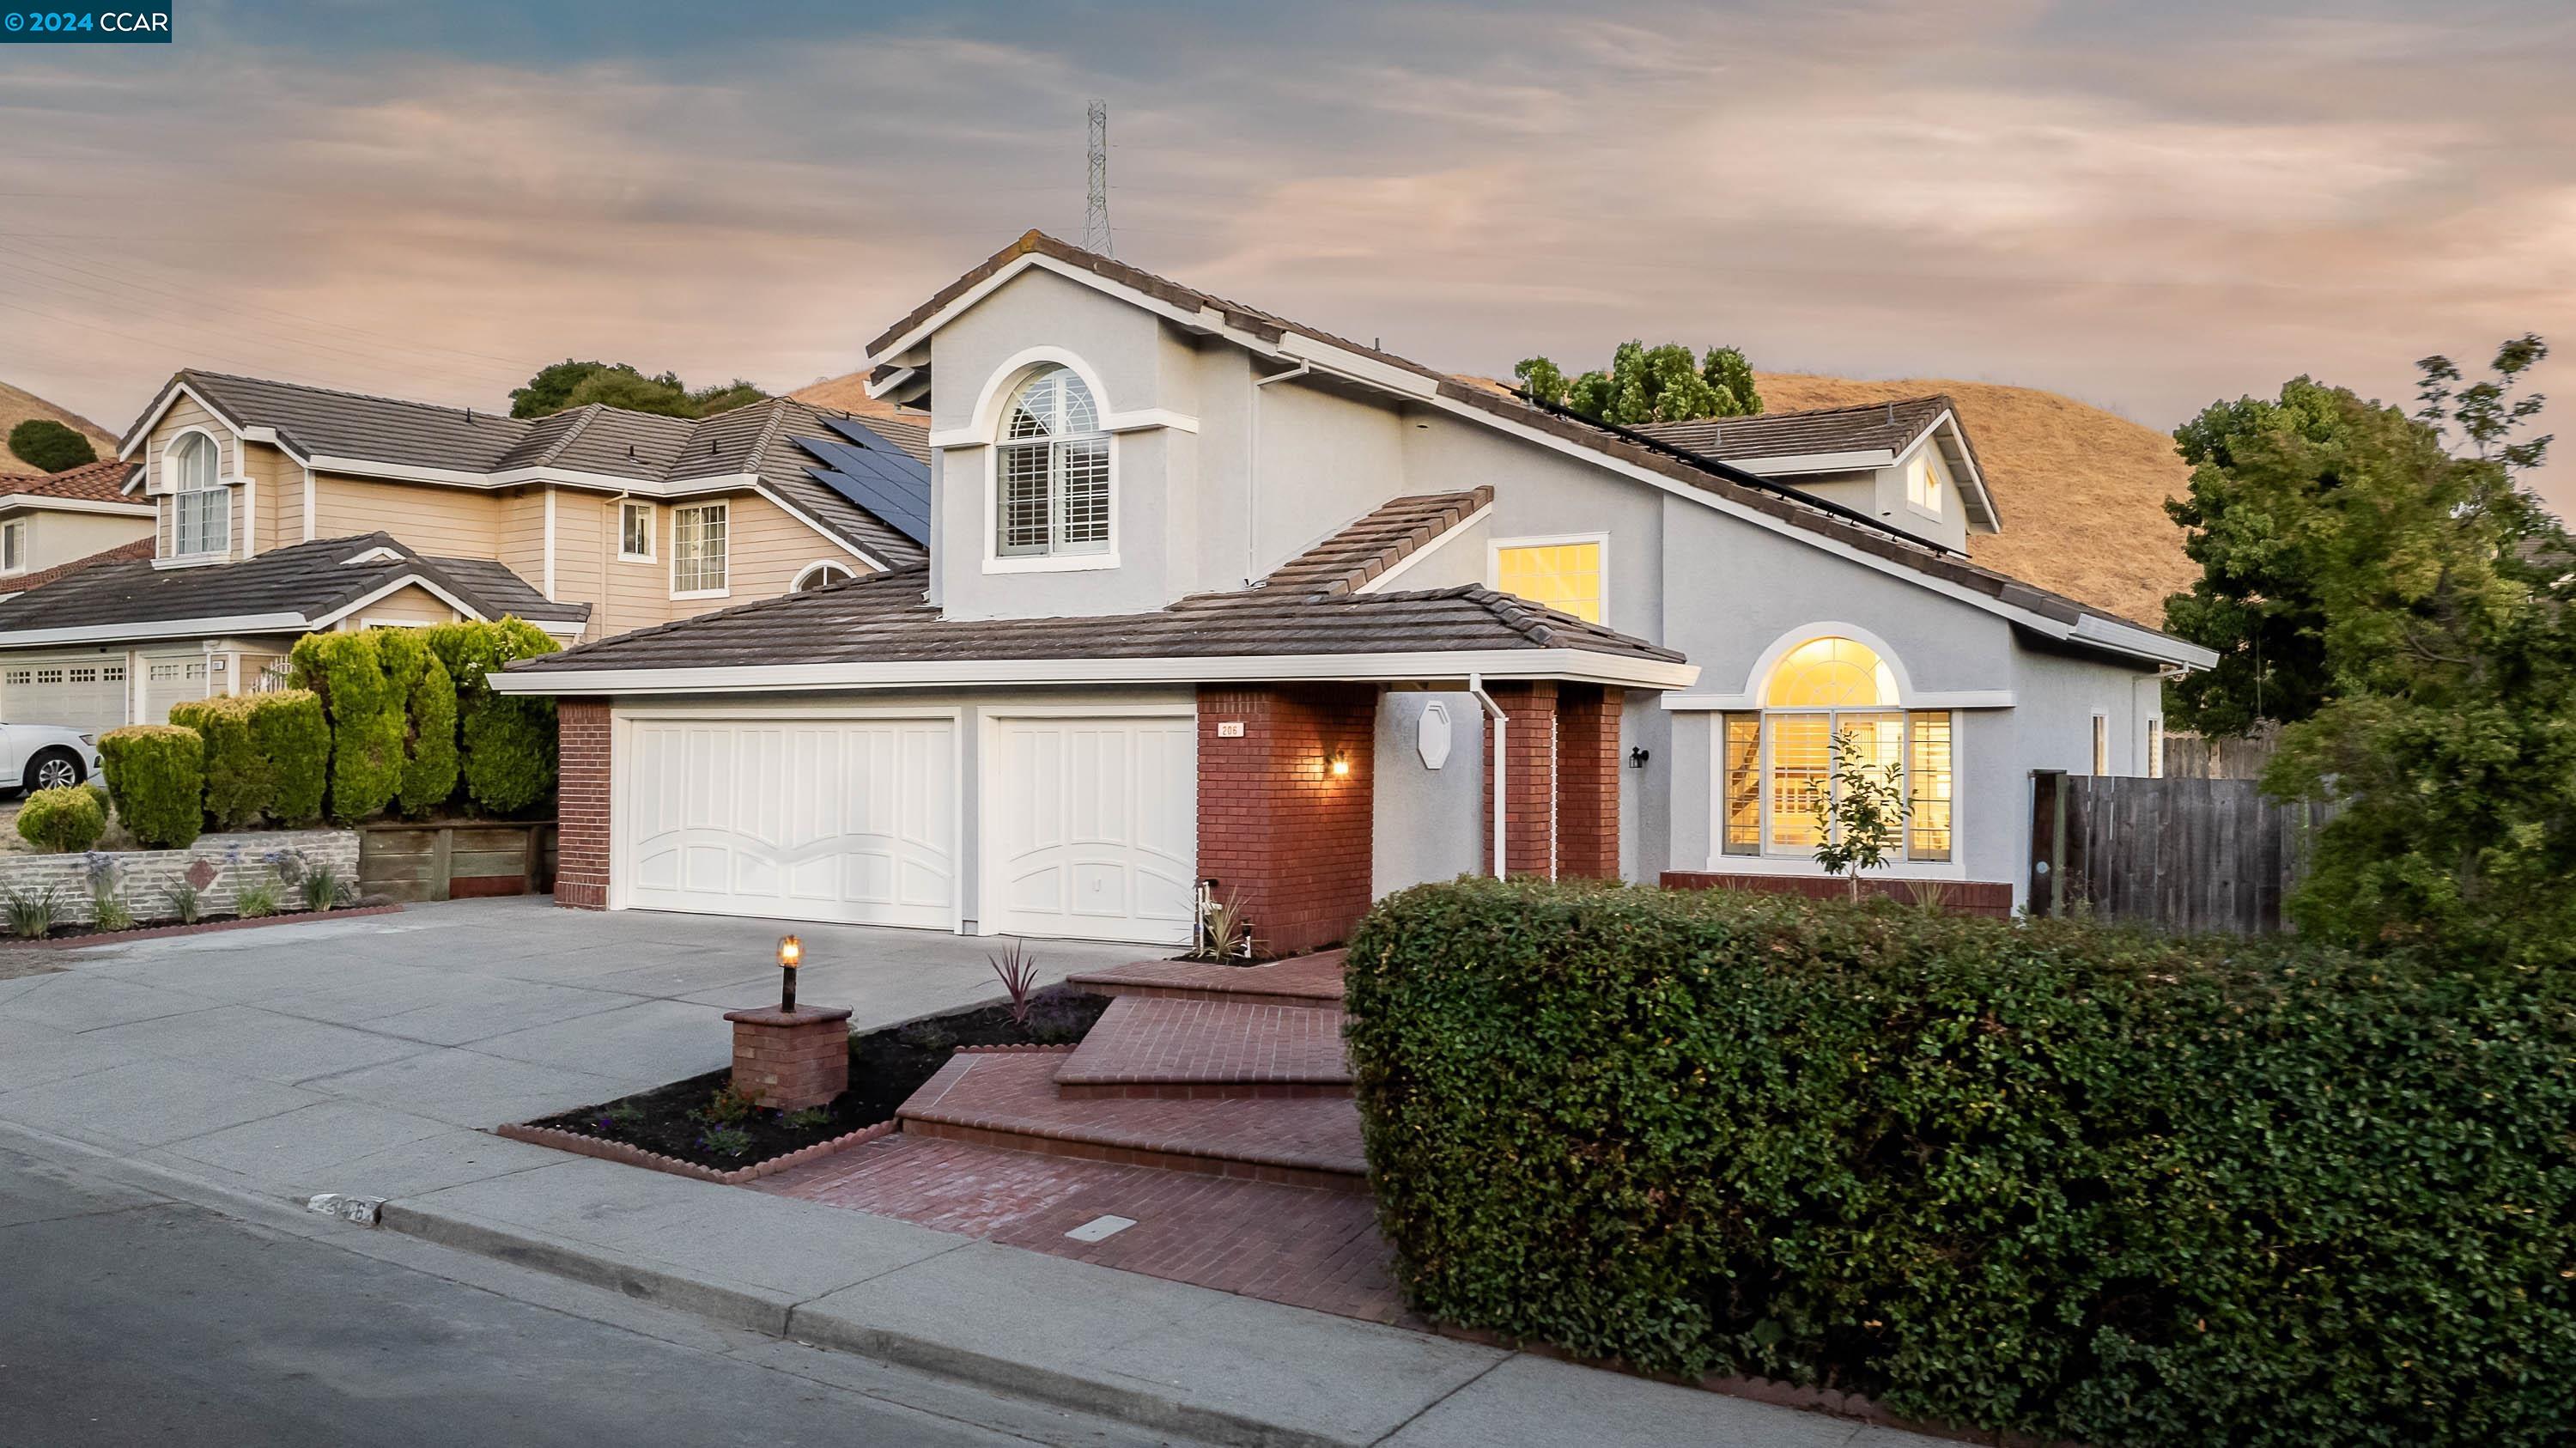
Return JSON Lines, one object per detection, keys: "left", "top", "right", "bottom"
{"left": 2033, "top": 772, "right": 2334, "bottom": 934}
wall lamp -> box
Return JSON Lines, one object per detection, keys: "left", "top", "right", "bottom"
{"left": 1327, "top": 748, "right": 1352, "bottom": 778}
{"left": 1628, "top": 746, "right": 1651, "bottom": 770}
{"left": 777, "top": 934, "right": 803, "bottom": 1013}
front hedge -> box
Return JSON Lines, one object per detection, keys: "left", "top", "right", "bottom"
{"left": 168, "top": 697, "right": 273, "bottom": 830}
{"left": 290, "top": 631, "right": 404, "bottom": 822}
{"left": 376, "top": 628, "right": 459, "bottom": 816}
{"left": 249, "top": 690, "right": 329, "bottom": 826}
{"left": 96, "top": 726, "right": 204, "bottom": 849}
{"left": 423, "top": 618, "right": 559, "bottom": 813}
{"left": 1344, "top": 879, "right": 2576, "bottom": 1448}
{"left": 15, "top": 784, "right": 104, "bottom": 852}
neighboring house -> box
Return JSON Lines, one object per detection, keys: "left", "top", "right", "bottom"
{"left": 0, "top": 459, "right": 155, "bottom": 593}
{"left": 1630, "top": 395, "right": 1998, "bottom": 554}
{"left": 494, "top": 231, "right": 2216, "bottom": 947}
{"left": 0, "top": 371, "right": 933, "bottom": 731}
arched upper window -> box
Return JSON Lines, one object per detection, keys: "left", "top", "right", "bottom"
{"left": 1722, "top": 634, "right": 1953, "bottom": 863}
{"left": 167, "top": 432, "right": 228, "bottom": 557}
{"left": 792, "top": 560, "right": 856, "bottom": 593}
{"left": 995, "top": 367, "right": 1109, "bottom": 558}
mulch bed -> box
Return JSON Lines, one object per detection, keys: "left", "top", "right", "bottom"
{"left": 7, "top": 903, "right": 403, "bottom": 949}
{"left": 524, "top": 988, "right": 1112, "bottom": 1173}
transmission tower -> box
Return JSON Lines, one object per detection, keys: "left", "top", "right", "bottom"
{"left": 1084, "top": 100, "right": 1114, "bottom": 256}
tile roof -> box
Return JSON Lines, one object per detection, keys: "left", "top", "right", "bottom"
{"left": 0, "top": 532, "right": 586, "bottom": 639}
{"left": 1263, "top": 488, "right": 1490, "bottom": 597}
{"left": 0, "top": 537, "right": 152, "bottom": 596}
{"left": 1634, "top": 395, "right": 1956, "bottom": 462}
{"left": 0, "top": 458, "right": 142, "bottom": 503}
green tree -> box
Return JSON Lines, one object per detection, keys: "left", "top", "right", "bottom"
{"left": 510, "top": 360, "right": 767, "bottom": 419}
{"left": 7, "top": 418, "right": 97, "bottom": 472}
{"left": 1513, "top": 342, "right": 1762, "bottom": 424}
{"left": 1805, "top": 728, "right": 1907, "bottom": 903}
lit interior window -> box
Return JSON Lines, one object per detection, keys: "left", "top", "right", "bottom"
{"left": 1493, "top": 540, "right": 1603, "bottom": 623}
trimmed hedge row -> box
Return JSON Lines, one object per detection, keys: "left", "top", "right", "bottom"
{"left": 97, "top": 726, "right": 204, "bottom": 849}
{"left": 167, "top": 691, "right": 329, "bottom": 831}
{"left": 287, "top": 619, "right": 556, "bottom": 822}
{"left": 1343, "top": 879, "right": 2576, "bottom": 1448}
{"left": 422, "top": 618, "right": 557, "bottom": 813}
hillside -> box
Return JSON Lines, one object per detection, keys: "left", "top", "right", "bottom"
{"left": 789, "top": 373, "right": 928, "bottom": 421}
{"left": 1753, "top": 373, "right": 2196, "bottom": 626}
{"left": 0, "top": 380, "right": 120, "bottom": 475}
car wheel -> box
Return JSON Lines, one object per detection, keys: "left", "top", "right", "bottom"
{"left": 25, "top": 749, "right": 83, "bottom": 793}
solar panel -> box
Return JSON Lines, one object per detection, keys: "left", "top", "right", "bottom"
{"left": 799, "top": 417, "right": 933, "bottom": 545}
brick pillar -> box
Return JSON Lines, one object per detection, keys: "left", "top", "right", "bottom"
{"left": 721, "top": 1004, "right": 852, "bottom": 1110}
{"left": 554, "top": 697, "right": 611, "bottom": 910}
{"left": 1197, "top": 684, "right": 1377, "bottom": 957}
{"left": 1556, "top": 685, "right": 1623, "bottom": 879}
{"left": 1482, "top": 681, "right": 1558, "bottom": 878}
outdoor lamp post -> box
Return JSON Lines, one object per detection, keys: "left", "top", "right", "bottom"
{"left": 777, "top": 934, "right": 802, "bottom": 1013}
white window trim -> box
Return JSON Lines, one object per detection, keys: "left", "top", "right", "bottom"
{"left": 2092, "top": 712, "right": 2111, "bottom": 776}
{"left": 790, "top": 558, "right": 858, "bottom": 592}
{"left": 161, "top": 427, "right": 232, "bottom": 563}
{"left": 617, "top": 499, "right": 657, "bottom": 563}
{"left": 670, "top": 499, "right": 729, "bottom": 599}
{"left": 1, "top": 519, "right": 23, "bottom": 576}
{"left": 1722, "top": 707, "right": 1961, "bottom": 868}
{"left": 1905, "top": 449, "right": 1948, "bottom": 522}
{"left": 978, "top": 354, "right": 1121, "bottom": 575}
{"left": 1488, "top": 531, "right": 1611, "bottom": 627}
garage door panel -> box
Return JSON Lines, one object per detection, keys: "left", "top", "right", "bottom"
{"left": 623, "top": 717, "right": 957, "bottom": 928}
{"left": 3, "top": 657, "right": 129, "bottom": 735}
{"left": 990, "top": 717, "right": 1195, "bottom": 946}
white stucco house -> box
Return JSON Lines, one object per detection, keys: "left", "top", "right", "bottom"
{"left": 496, "top": 232, "right": 2213, "bottom": 949}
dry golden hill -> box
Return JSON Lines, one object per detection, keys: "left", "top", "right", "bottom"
{"left": 1753, "top": 372, "right": 2196, "bottom": 626}
{"left": 0, "top": 380, "right": 120, "bottom": 476}
{"left": 789, "top": 373, "right": 927, "bottom": 421}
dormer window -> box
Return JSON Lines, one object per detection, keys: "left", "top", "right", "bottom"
{"left": 168, "top": 432, "right": 228, "bottom": 557}
{"left": 1908, "top": 455, "right": 1946, "bottom": 517}
{"left": 996, "top": 367, "right": 1109, "bottom": 558}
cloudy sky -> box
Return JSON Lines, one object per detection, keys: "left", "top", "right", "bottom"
{"left": 3, "top": 0, "right": 2572, "bottom": 508}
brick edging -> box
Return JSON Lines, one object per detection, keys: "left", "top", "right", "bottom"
{"left": 7, "top": 902, "right": 403, "bottom": 950}
{"left": 495, "top": 1118, "right": 897, "bottom": 1187}
{"left": 953, "top": 1043, "right": 1078, "bottom": 1056}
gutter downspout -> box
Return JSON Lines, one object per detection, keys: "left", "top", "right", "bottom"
{"left": 1247, "top": 361, "right": 1314, "bottom": 585}
{"left": 1469, "top": 672, "right": 1505, "bottom": 878}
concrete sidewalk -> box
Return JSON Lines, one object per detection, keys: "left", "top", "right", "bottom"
{"left": 0, "top": 898, "right": 1947, "bottom": 1448}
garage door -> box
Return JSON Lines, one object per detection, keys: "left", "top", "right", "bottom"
{"left": 623, "top": 716, "right": 957, "bottom": 928}
{"left": 1, "top": 657, "right": 127, "bottom": 733}
{"left": 987, "top": 715, "right": 1196, "bottom": 946}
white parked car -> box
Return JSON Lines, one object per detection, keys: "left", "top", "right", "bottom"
{"left": 0, "top": 722, "right": 105, "bottom": 794}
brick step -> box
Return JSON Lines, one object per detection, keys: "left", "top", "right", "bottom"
{"left": 1064, "top": 948, "right": 1347, "bottom": 1010}
{"left": 896, "top": 1049, "right": 1367, "bottom": 1192}
{"left": 1053, "top": 996, "right": 1352, "bottom": 1100}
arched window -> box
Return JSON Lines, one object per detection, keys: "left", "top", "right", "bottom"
{"left": 167, "top": 432, "right": 228, "bottom": 557}
{"left": 994, "top": 367, "right": 1109, "bottom": 557}
{"left": 792, "top": 560, "right": 856, "bottom": 592}
{"left": 1722, "top": 635, "right": 1953, "bottom": 862}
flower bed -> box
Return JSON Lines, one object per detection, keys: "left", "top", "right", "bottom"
{"left": 0, "top": 829, "right": 360, "bottom": 934}
{"left": 519, "top": 989, "right": 1109, "bottom": 1174}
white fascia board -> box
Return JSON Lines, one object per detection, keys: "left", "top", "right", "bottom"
{"left": 1274, "top": 334, "right": 1441, "bottom": 399}
{"left": 118, "top": 379, "right": 246, "bottom": 461}
{"left": 489, "top": 647, "right": 1701, "bottom": 697}
{"left": 2071, "top": 613, "right": 2215, "bottom": 670}
{"left": 747, "top": 483, "right": 889, "bottom": 570}
{"left": 1725, "top": 449, "right": 1896, "bottom": 476}
{"left": 307, "top": 573, "right": 487, "bottom": 629}
{"left": 865, "top": 366, "right": 918, "bottom": 400}
{"left": 1662, "top": 688, "right": 2017, "bottom": 711}
{"left": 1352, "top": 501, "right": 1493, "bottom": 595}
{"left": 0, "top": 611, "right": 310, "bottom": 648}
{"left": 867, "top": 252, "right": 1334, "bottom": 375}
{"left": 0, "top": 495, "right": 155, "bottom": 519}
{"left": 303, "top": 453, "right": 761, "bottom": 497}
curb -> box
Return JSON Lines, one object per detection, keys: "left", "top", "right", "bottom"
{"left": 376, "top": 1200, "right": 1357, "bottom": 1448}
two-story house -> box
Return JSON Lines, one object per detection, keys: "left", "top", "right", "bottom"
{"left": 0, "top": 459, "right": 156, "bottom": 600}
{"left": 0, "top": 372, "right": 932, "bottom": 747}
{"left": 491, "top": 231, "right": 2215, "bottom": 946}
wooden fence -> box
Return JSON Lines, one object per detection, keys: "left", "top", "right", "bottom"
{"left": 2159, "top": 725, "right": 2281, "bottom": 781}
{"left": 2028, "top": 770, "right": 2336, "bottom": 934}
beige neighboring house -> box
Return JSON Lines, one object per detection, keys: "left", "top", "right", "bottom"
{"left": 0, "top": 370, "right": 932, "bottom": 732}
{"left": 0, "top": 459, "right": 156, "bottom": 597}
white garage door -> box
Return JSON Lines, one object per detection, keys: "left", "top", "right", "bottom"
{"left": 2, "top": 657, "right": 128, "bottom": 733}
{"left": 622, "top": 716, "right": 957, "bottom": 928}
{"left": 987, "top": 715, "right": 1197, "bottom": 946}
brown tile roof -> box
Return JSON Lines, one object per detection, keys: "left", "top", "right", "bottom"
{"left": 0, "top": 537, "right": 151, "bottom": 596}
{"left": 0, "top": 458, "right": 140, "bottom": 502}
{"left": 1263, "top": 488, "right": 1491, "bottom": 597}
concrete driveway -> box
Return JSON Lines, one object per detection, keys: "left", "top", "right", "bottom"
{"left": 0, "top": 897, "right": 1147, "bottom": 1205}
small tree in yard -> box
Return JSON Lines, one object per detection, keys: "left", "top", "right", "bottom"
{"left": 1805, "top": 727, "right": 1906, "bottom": 903}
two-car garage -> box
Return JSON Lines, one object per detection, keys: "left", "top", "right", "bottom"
{"left": 612, "top": 705, "right": 1198, "bottom": 946}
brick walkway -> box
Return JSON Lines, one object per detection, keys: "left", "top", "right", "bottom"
{"left": 759, "top": 1133, "right": 1407, "bottom": 1323}
{"left": 1055, "top": 997, "right": 1352, "bottom": 1098}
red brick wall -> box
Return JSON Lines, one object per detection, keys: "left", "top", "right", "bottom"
{"left": 1482, "top": 681, "right": 1558, "bottom": 877}
{"left": 554, "top": 697, "right": 611, "bottom": 910}
{"left": 1198, "top": 684, "right": 1376, "bottom": 956}
{"left": 1557, "top": 685, "right": 1622, "bottom": 879}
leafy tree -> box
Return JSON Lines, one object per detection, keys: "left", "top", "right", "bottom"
{"left": 1513, "top": 341, "right": 1762, "bottom": 424}
{"left": 7, "top": 418, "right": 97, "bottom": 472}
{"left": 509, "top": 359, "right": 767, "bottom": 419}
{"left": 1804, "top": 728, "right": 1907, "bottom": 902}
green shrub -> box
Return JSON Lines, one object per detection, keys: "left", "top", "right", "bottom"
{"left": 248, "top": 690, "right": 329, "bottom": 826}
{"left": 7, "top": 417, "right": 97, "bottom": 472}
{"left": 1344, "top": 879, "right": 2576, "bottom": 1448}
{"left": 167, "top": 697, "right": 274, "bottom": 830}
{"left": 290, "top": 631, "right": 402, "bottom": 822}
{"left": 376, "top": 628, "right": 459, "bottom": 816}
{"left": 96, "top": 726, "right": 204, "bottom": 849}
{"left": 424, "top": 618, "right": 561, "bottom": 814}
{"left": 14, "top": 784, "right": 106, "bottom": 853}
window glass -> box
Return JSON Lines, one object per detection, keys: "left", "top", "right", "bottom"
{"left": 1906, "top": 711, "right": 1953, "bottom": 861}
{"left": 1493, "top": 541, "right": 1603, "bottom": 623}
{"left": 793, "top": 562, "right": 854, "bottom": 592}
{"left": 1910, "top": 456, "right": 1946, "bottom": 515}
{"left": 672, "top": 502, "right": 728, "bottom": 593}
{"left": 619, "top": 501, "right": 653, "bottom": 559}
{"left": 995, "top": 367, "right": 1110, "bottom": 557}
{"left": 1765, "top": 636, "right": 1896, "bottom": 707}
{"left": 1722, "top": 714, "right": 1762, "bottom": 855}
{"left": 169, "top": 433, "right": 227, "bottom": 556}
{"left": 1736, "top": 638, "right": 1956, "bottom": 863}
{"left": 2, "top": 520, "right": 21, "bottom": 572}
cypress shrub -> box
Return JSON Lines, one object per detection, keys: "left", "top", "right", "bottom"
{"left": 96, "top": 725, "right": 204, "bottom": 849}
{"left": 289, "top": 631, "right": 401, "bottom": 822}
{"left": 249, "top": 690, "right": 329, "bottom": 827}
{"left": 15, "top": 784, "right": 106, "bottom": 853}
{"left": 1344, "top": 879, "right": 2576, "bottom": 1448}
{"left": 424, "top": 618, "right": 561, "bottom": 814}
{"left": 167, "top": 696, "right": 275, "bottom": 830}
{"left": 376, "top": 628, "right": 459, "bottom": 816}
